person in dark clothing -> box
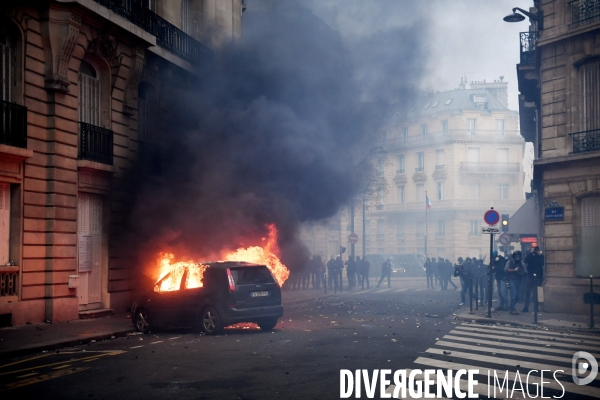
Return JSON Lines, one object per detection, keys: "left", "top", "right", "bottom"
{"left": 522, "top": 245, "right": 544, "bottom": 312}
{"left": 458, "top": 257, "right": 474, "bottom": 304}
{"left": 359, "top": 256, "right": 371, "bottom": 289}
{"left": 505, "top": 251, "right": 527, "bottom": 315}
{"left": 377, "top": 258, "right": 392, "bottom": 288}
{"left": 424, "top": 258, "right": 434, "bottom": 289}
{"left": 345, "top": 256, "right": 357, "bottom": 289}
{"left": 327, "top": 256, "right": 338, "bottom": 289}
{"left": 490, "top": 251, "right": 508, "bottom": 311}
{"left": 443, "top": 259, "right": 457, "bottom": 290}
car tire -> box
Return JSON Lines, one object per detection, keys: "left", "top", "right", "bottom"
{"left": 257, "top": 318, "right": 278, "bottom": 331}
{"left": 201, "top": 306, "right": 223, "bottom": 335}
{"left": 134, "top": 308, "right": 151, "bottom": 333}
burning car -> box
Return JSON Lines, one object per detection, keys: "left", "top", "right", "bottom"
{"left": 131, "top": 261, "right": 284, "bottom": 335}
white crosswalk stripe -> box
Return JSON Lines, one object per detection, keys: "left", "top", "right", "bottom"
{"left": 395, "top": 323, "right": 600, "bottom": 399}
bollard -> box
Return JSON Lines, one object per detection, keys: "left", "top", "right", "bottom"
{"left": 469, "top": 277, "right": 473, "bottom": 314}
{"left": 533, "top": 273, "right": 538, "bottom": 324}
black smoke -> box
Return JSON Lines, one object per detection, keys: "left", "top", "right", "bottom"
{"left": 122, "top": 1, "right": 430, "bottom": 278}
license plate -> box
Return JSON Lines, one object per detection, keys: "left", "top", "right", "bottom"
{"left": 250, "top": 291, "right": 269, "bottom": 297}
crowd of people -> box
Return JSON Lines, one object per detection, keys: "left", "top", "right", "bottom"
{"left": 283, "top": 245, "right": 545, "bottom": 319}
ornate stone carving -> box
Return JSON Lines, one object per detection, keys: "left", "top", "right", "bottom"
{"left": 41, "top": 7, "right": 81, "bottom": 92}
{"left": 124, "top": 47, "right": 146, "bottom": 115}
{"left": 87, "top": 32, "right": 122, "bottom": 88}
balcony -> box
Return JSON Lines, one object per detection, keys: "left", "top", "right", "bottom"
{"left": 571, "top": 129, "right": 600, "bottom": 154}
{"left": 79, "top": 122, "right": 114, "bottom": 165}
{"left": 1, "top": 101, "right": 27, "bottom": 149}
{"left": 92, "top": 0, "right": 212, "bottom": 65}
{"left": 396, "top": 169, "right": 405, "bottom": 174}
{"left": 571, "top": 0, "right": 600, "bottom": 26}
{"left": 520, "top": 31, "right": 539, "bottom": 64}
{"left": 460, "top": 162, "right": 520, "bottom": 173}
{"left": 386, "top": 129, "right": 523, "bottom": 150}
{"left": 0, "top": 267, "right": 19, "bottom": 298}
{"left": 139, "top": 141, "right": 161, "bottom": 175}
{"left": 435, "top": 164, "right": 444, "bottom": 170}
{"left": 415, "top": 166, "right": 424, "bottom": 172}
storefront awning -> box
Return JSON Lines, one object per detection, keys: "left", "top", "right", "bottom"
{"left": 507, "top": 196, "right": 539, "bottom": 236}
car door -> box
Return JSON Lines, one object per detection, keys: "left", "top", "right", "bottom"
{"left": 150, "top": 270, "right": 187, "bottom": 327}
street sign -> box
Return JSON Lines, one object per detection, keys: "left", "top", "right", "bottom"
{"left": 584, "top": 292, "right": 600, "bottom": 305}
{"left": 484, "top": 209, "right": 500, "bottom": 225}
{"left": 499, "top": 233, "right": 511, "bottom": 246}
{"left": 545, "top": 207, "right": 564, "bottom": 221}
{"left": 348, "top": 233, "right": 358, "bottom": 244}
{"left": 482, "top": 226, "right": 500, "bottom": 234}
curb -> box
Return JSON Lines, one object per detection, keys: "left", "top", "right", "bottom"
{"left": 454, "top": 314, "right": 600, "bottom": 334}
{"left": 0, "top": 328, "right": 135, "bottom": 361}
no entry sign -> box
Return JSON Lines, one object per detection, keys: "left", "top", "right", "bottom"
{"left": 484, "top": 209, "right": 500, "bottom": 226}
{"left": 348, "top": 233, "right": 358, "bottom": 243}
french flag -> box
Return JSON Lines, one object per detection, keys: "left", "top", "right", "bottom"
{"left": 426, "top": 195, "right": 432, "bottom": 209}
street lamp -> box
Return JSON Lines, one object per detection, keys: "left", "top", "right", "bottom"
{"left": 349, "top": 146, "right": 386, "bottom": 259}
{"left": 503, "top": 7, "right": 543, "bottom": 30}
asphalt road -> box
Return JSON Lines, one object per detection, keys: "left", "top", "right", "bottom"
{"left": 1, "top": 284, "right": 599, "bottom": 399}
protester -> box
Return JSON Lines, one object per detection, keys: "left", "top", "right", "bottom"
{"left": 504, "top": 251, "right": 527, "bottom": 315}
{"left": 377, "top": 258, "right": 392, "bottom": 288}
{"left": 522, "top": 245, "right": 544, "bottom": 312}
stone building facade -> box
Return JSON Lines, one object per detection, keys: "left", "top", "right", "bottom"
{"left": 355, "top": 80, "right": 525, "bottom": 263}
{"left": 516, "top": 0, "right": 600, "bottom": 314}
{"left": 0, "top": 0, "right": 243, "bottom": 326}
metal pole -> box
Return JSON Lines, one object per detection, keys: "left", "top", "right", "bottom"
{"left": 475, "top": 278, "right": 479, "bottom": 310}
{"left": 362, "top": 191, "right": 366, "bottom": 258}
{"left": 324, "top": 272, "right": 327, "bottom": 295}
{"left": 533, "top": 273, "right": 538, "bottom": 323}
{"left": 350, "top": 197, "right": 355, "bottom": 259}
{"left": 469, "top": 277, "right": 473, "bottom": 314}
{"left": 590, "top": 276, "right": 595, "bottom": 329}
{"left": 488, "top": 233, "right": 493, "bottom": 318}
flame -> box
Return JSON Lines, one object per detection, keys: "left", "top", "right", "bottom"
{"left": 223, "top": 224, "right": 289, "bottom": 286}
{"left": 153, "top": 224, "right": 289, "bottom": 290}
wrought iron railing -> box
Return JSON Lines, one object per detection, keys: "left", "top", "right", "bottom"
{"left": 396, "top": 169, "right": 405, "bottom": 174}
{"left": 435, "top": 164, "right": 445, "bottom": 170}
{"left": 571, "top": 128, "right": 600, "bottom": 153}
{"left": 571, "top": 0, "right": 600, "bottom": 25}
{"left": 0, "top": 267, "right": 18, "bottom": 297}
{"left": 460, "top": 162, "right": 520, "bottom": 173}
{"left": 386, "top": 129, "right": 523, "bottom": 149}
{"left": 415, "top": 166, "right": 424, "bottom": 172}
{"left": 520, "top": 31, "right": 539, "bottom": 64}
{"left": 91, "top": 0, "right": 212, "bottom": 65}
{"left": 139, "top": 141, "right": 161, "bottom": 175}
{"left": 79, "top": 122, "right": 114, "bottom": 165}
{"left": 1, "top": 101, "right": 27, "bottom": 149}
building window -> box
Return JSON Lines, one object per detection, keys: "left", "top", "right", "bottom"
{"left": 468, "top": 183, "right": 480, "bottom": 199}
{"left": 497, "top": 183, "right": 509, "bottom": 200}
{"left": 0, "top": 183, "right": 10, "bottom": 264}
{"left": 580, "top": 59, "right": 600, "bottom": 131}
{"left": 441, "top": 120, "right": 448, "bottom": 133}
{"left": 436, "top": 182, "right": 444, "bottom": 200}
{"left": 467, "top": 147, "right": 480, "bottom": 163}
{"left": 376, "top": 219, "right": 385, "bottom": 241}
{"left": 397, "top": 154, "right": 404, "bottom": 174}
{"left": 577, "top": 197, "right": 600, "bottom": 276}
{"left": 397, "top": 185, "right": 405, "bottom": 203}
{"left": 0, "top": 29, "right": 12, "bottom": 102}
{"left": 417, "top": 221, "right": 425, "bottom": 237}
{"left": 416, "top": 152, "right": 424, "bottom": 172}
{"left": 421, "top": 124, "right": 427, "bottom": 135}
{"left": 79, "top": 61, "right": 101, "bottom": 126}
{"left": 467, "top": 118, "right": 477, "bottom": 135}
{"left": 496, "top": 148, "right": 509, "bottom": 163}
{"left": 436, "top": 149, "right": 444, "bottom": 170}
{"left": 417, "top": 184, "right": 425, "bottom": 202}
{"left": 437, "top": 220, "right": 445, "bottom": 237}
{"left": 469, "top": 220, "right": 480, "bottom": 236}
{"left": 182, "top": 0, "right": 191, "bottom": 34}
{"left": 401, "top": 127, "right": 408, "bottom": 141}
{"left": 495, "top": 119, "right": 505, "bottom": 136}
{"left": 396, "top": 221, "right": 404, "bottom": 238}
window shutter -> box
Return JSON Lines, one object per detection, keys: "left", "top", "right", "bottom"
{"left": 582, "top": 197, "right": 600, "bottom": 228}
{"left": 0, "top": 183, "right": 10, "bottom": 264}
{"left": 580, "top": 60, "right": 600, "bottom": 131}
{"left": 79, "top": 72, "right": 101, "bottom": 125}
{"left": 0, "top": 42, "right": 10, "bottom": 102}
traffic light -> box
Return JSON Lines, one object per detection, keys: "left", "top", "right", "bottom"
{"left": 340, "top": 246, "right": 346, "bottom": 254}
{"left": 501, "top": 214, "right": 509, "bottom": 232}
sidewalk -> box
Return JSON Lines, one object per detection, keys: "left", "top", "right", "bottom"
{"left": 454, "top": 304, "right": 600, "bottom": 333}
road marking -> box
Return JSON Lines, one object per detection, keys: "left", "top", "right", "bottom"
{"left": 0, "top": 350, "right": 126, "bottom": 376}
{"left": 150, "top": 341, "right": 163, "bottom": 345}
{"left": 456, "top": 325, "right": 600, "bottom": 345}
{"left": 414, "top": 357, "right": 600, "bottom": 399}
{"left": 51, "top": 364, "right": 72, "bottom": 370}
{"left": 462, "top": 323, "right": 600, "bottom": 342}
{"left": 0, "top": 354, "right": 51, "bottom": 369}
{"left": 130, "top": 345, "right": 144, "bottom": 349}
{"left": 1, "top": 367, "right": 90, "bottom": 391}
{"left": 15, "top": 373, "right": 38, "bottom": 379}
{"left": 442, "top": 334, "right": 600, "bottom": 358}
{"left": 168, "top": 337, "right": 180, "bottom": 340}
{"left": 447, "top": 329, "right": 600, "bottom": 352}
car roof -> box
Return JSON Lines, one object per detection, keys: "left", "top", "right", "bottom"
{"left": 202, "top": 261, "right": 266, "bottom": 269}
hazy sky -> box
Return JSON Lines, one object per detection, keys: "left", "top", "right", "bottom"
{"left": 306, "top": 0, "right": 534, "bottom": 111}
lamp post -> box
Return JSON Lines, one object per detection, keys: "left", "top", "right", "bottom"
{"left": 349, "top": 147, "right": 386, "bottom": 259}
{"left": 503, "top": 7, "right": 543, "bottom": 30}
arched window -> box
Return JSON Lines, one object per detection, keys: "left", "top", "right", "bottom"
{"left": 0, "top": 29, "right": 11, "bottom": 102}
{"left": 78, "top": 60, "right": 101, "bottom": 126}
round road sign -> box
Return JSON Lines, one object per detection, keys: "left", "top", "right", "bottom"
{"left": 348, "top": 233, "right": 358, "bottom": 244}
{"left": 499, "top": 233, "right": 511, "bottom": 246}
{"left": 484, "top": 209, "right": 500, "bottom": 225}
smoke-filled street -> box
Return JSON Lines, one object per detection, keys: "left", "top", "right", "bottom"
{"left": 2, "top": 282, "right": 599, "bottom": 399}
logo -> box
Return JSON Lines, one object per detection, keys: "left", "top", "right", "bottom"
{"left": 572, "top": 351, "right": 598, "bottom": 386}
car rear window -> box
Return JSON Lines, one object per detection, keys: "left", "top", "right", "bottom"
{"left": 230, "top": 266, "right": 275, "bottom": 285}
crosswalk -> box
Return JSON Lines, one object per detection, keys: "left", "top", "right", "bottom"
{"left": 386, "top": 323, "right": 600, "bottom": 399}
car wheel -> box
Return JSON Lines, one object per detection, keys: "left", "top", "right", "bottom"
{"left": 257, "top": 318, "right": 278, "bottom": 331}
{"left": 201, "top": 306, "right": 223, "bottom": 335}
{"left": 134, "top": 308, "right": 151, "bottom": 333}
